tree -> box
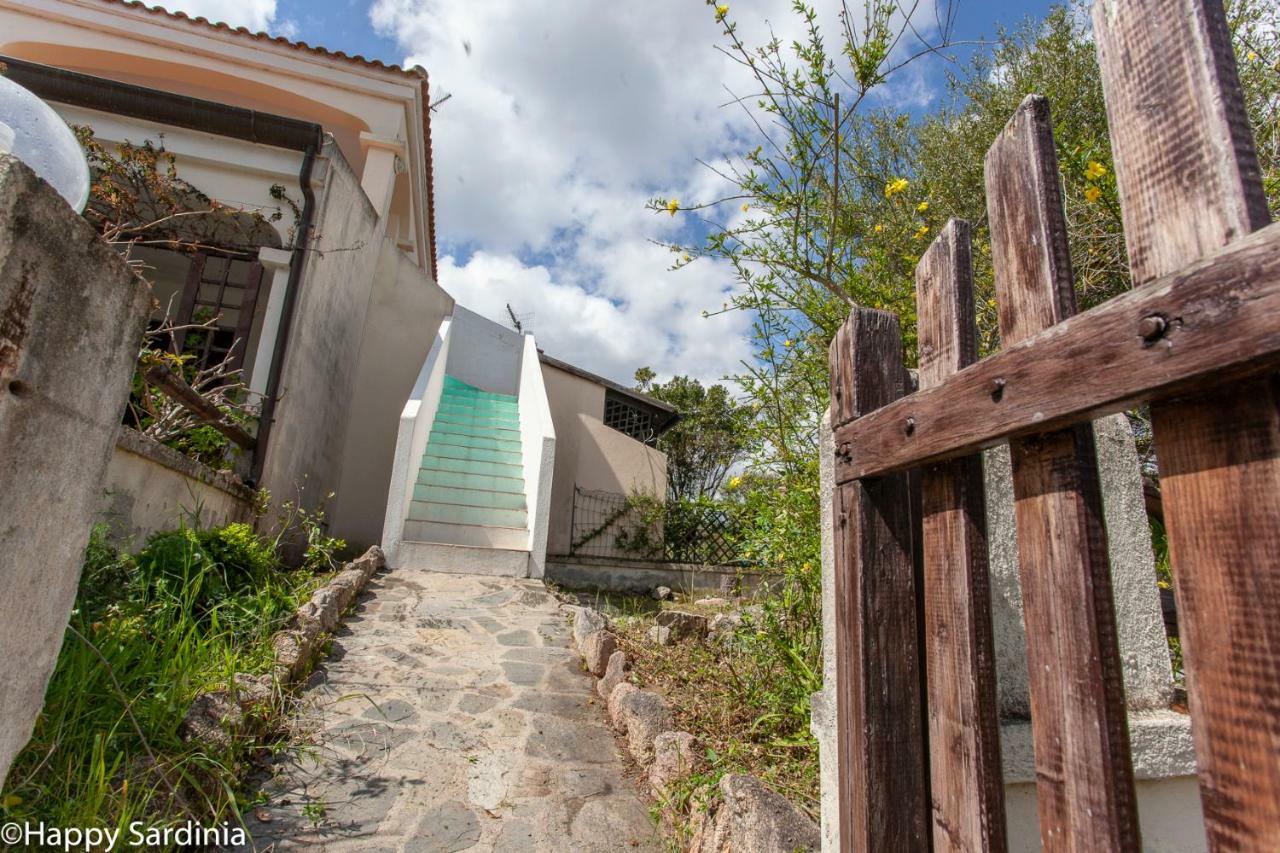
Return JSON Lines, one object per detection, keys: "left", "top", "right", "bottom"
{"left": 633, "top": 369, "right": 752, "bottom": 502}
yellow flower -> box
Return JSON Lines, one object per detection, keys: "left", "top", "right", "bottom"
{"left": 1084, "top": 160, "right": 1107, "bottom": 180}
{"left": 682, "top": 254, "right": 692, "bottom": 262}
{"left": 884, "top": 177, "right": 909, "bottom": 197}
{"left": 666, "top": 198, "right": 679, "bottom": 216}
{"left": 783, "top": 339, "right": 793, "bottom": 348}
{"left": 741, "top": 202, "right": 749, "bottom": 212}
{"left": 1084, "top": 185, "right": 1102, "bottom": 203}
{"left": 873, "top": 223, "right": 884, "bottom": 233}
{"left": 913, "top": 224, "right": 929, "bottom": 239}
{"left": 715, "top": 4, "right": 729, "bottom": 21}
{"left": 1247, "top": 50, "right": 1259, "bottom": 61}
{"left": 728, "top": 475, "right": 743, "bottom": 489}
{"left": 917, "top": 200, "right": 929, "bottom": 212}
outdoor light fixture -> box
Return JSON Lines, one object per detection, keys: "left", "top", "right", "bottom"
{"left": 0, "top": 73, "right": 90, "bottom": 212}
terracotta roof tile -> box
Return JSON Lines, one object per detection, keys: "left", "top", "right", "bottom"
{"left": 100, "top": 0, "right": 425, "bottom": 79}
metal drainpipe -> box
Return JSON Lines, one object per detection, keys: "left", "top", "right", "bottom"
{"left": 248, "top": 141, "right": 319, "bottom": 487}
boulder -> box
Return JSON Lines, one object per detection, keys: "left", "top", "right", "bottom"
{"left": 652, "top": 586, "right": 673, "bottom": 601}
{"left": 647, "top": 625, "right": 672, "bottom": 646}
{"left": 572, "top": 607, "right": 608, "bottom": 649}
{"left": 180, "top": 674, "right": 276, "bottom": 749}
{"left": 708, "top": 612, "right": 742, "bottom": 643}
{"left": 655, "top": 610, "right": 708, "bottom": 641}
{"left": 617, "top": 689, "right": 673, "bottom": 765}
{"left": 598, "top": 650, "right": 628, "bottom": 700}
{"left": 649, "top": 730, "right": 699, "bottom": 796}
{"left": 581, "top": 629, "right": 618, "bottom": 677}
{"left": 698, "top": 597, "right": 731, "bottom": 608}
{"left": 608, "top": 682, "right": 639, "bottom": 730}
{"left": 688, "top": 774, "right": 820, "bottom": 853}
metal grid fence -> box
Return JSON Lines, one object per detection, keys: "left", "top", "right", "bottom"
{"left": 569, "top": 486, "right": 747, "bottom": 566}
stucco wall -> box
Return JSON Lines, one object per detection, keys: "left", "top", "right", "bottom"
{"left": 0, "top": 155, "right": 151, "bottom": 786}
{"left": 541, "top": 361, "right": 667, "bottom": 555}
{"left": 445, "top": 305, "right": 523, "bottom": 396}
{"left": 329, "top": 239, "right": 452, "bottom": 550}
{"left": 257, "top": 141, "right": 382, "bottom": 527}
{"left": 101, "top": 428, "right": 256, "bottom": 545}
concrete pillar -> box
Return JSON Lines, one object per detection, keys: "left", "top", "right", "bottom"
{"left": 813, "top": 410, "right": 1202, "bottom": 852}
{"left": 358, "top": 131, "right": 405, "bottom": 221}
{"left": 248, "top": 246, "right": 292, "bottom": 401}
{"left": 0, "top": 155, "right": 151, "bottom": 786}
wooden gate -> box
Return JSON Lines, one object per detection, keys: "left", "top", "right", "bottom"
{"left": 827, "top": 0, "right": 1280, "bottom": 849}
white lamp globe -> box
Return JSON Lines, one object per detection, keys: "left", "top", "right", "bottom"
{"left": 0, "top": 74, "right": 91, "bottom": 212}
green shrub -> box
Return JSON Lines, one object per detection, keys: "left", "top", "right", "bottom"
{"left": 132, "top": 522, "right": 281, "bottom": 617}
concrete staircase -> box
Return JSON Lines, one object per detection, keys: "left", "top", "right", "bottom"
{"left": 399, "top": 375, "right": 531, "bottom": 575}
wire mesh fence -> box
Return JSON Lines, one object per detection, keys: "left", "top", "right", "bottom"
{"left": 569, "top": 486, "right": 749, "bottom": 566}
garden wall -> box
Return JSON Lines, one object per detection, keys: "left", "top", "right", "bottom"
{"left": 100, "top": 428, "right": 256, "bottom": 545}
{"left": 546, "top": 555, "right": 774, "bottom": 597}
{"left": 0, "top": 155, "right": 150, "bottom": 786}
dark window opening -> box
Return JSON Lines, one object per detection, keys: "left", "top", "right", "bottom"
{"left": 604, "top": 391, "right": 657, "bottom": 445}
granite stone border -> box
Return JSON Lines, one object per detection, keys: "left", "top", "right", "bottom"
{"left": 180, "top": 546, "right": 386, "bottom": 747}
{"left": 567, "top": 605, "right": 820, "bottom": 852}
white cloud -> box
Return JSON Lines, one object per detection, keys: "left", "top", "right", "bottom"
{"left": 370, "top": 0, "right": 938, "bottom": 387}
{"left": 162, "top": 0, "right": 279, "bottom": 33}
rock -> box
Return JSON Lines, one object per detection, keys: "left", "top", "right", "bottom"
{"left": 581, "top": 629, "right": 617, "bottom": 677}
{"left": 652, "top": 586, "right": 673, "bottom": 601}
{"left": 647, "top": 625, "right": 672, "bottom": 646}
{"left": 698, "top": 597, "right": 730, "bottom": 608}
{"left": 655, "top": 610, "right": 708, "bottom": 641}
{"left": 180, "top": 674, "right": 276, "bottom": 749}
{"left": 616, "top": 689, "right": 673, "bottom": 765}
{"left": 649, "top": 730, "right": 699, "bottom": 796}
{"left": 572, "top": 607, "right": 608, "bottom": 649}
{"left": 608, "top": 682, "right": 639, "bottom": 730}
{"left": 598, "top": 650, "right": 628, "bottom": 700}
{"left": 688, "top": 774, "right": 820, "bottom": 853}
{"left": 708, "top": 612, "right": 742, "bottom": 643}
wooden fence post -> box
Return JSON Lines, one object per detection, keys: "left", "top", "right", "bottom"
{"left": 984, "top": 95, "right": 1139, "bottom": 850}
{"left": 915, "top": 219, "right": 1007, "bottom": 853}
{"left": 828, "top": 308, "right": 929, "bottom": 852}
{"left": 1094, "top": 0, "right": 1280, "bottom": 846}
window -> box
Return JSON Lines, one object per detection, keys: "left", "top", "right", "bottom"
{"left": 175, "top": 251, "right": 264, "bottom": 372}
{"left": 603, "top": 391, "right": 656, "bottom": 444}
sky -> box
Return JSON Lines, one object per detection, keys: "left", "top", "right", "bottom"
{"left": 162, "top": 0, "right": 1059, "bottom": 388}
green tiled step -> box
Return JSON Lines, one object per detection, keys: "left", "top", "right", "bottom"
{"left": 413, "top": 483, "right": 527, "bottom": 510}
{"left": 419, "top": 455, "right": 523, "bottom": 479}
{"left": 442, "top": 378, "right": 518, "bottom": 401}
{"left": 435, "top": 402, "right": 514, "bottom": 422}
{"left": 424, "top": 443, "right": 521, "bottom": 466}
{"left": 442, "top": 390, "right": 519, "bottom": 407}
{"left": 416, "top": 467, "right": 524, "bottom": 493}
{"left": 428, "top": 430, "right": 521, "bottom": 453}
{"left": 432, "top": 421, "right": 521, "bottom": 441}
{"left": 407, "top": 500, "right": 528, "bottom": 529}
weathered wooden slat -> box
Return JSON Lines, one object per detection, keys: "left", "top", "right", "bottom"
{"left": 916, "top": 219, "right": 1007, "bottom": 853}
{"left": 1094, "top": 0, "right": 1280, "bottom": 846}
{"left": 985, "top": 95, "right": 1138, "bottom": 851}
{"left": 828, "top": 309, "right": 929, "bottom": 853}
{"left": 830, "top": 219, "right": 1280, "bottom": 481}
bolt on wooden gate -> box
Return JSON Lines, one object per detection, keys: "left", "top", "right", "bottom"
{"left": 826, "top": 0, "right": 1280, "bottom": 850}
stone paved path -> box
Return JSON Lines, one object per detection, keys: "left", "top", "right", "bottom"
{"left": 236, "top": 570, "right": 659, "bottom": 852}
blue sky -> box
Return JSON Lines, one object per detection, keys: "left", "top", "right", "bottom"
{"left": 172, "top": 0, "right": 1069, "bottom": 386}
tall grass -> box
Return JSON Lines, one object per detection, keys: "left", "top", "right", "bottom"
{"left": 0, "top": 523, "right": 329, "bottom": 830}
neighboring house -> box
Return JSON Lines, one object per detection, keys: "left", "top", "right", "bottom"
{"left": 0, "top": 0, "right": 674, "bottom": 577}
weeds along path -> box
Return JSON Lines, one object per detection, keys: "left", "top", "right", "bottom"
{"left": 233, "top": 572, "right": 658, "bottom": 852}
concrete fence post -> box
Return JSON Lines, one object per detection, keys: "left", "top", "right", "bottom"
{"left": 0, "top": 154, "right": 150, "bottom": 785}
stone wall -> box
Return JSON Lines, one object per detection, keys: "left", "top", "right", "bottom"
{"left": 100, "top": 428, "right": 256, "bottom": 545}
{"left": 812, "top": 410, "right": 1205, "bottom": 852}
{"left": 0, "top": 155, "right": 151, "bottom": 786}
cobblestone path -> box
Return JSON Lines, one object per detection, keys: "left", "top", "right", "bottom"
{"left": 237, "top": 570, "right": 658, "bottom": 852}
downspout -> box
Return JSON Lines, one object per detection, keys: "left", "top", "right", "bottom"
{"left": 249, "top": 141, "right": 319, "bottom": 486}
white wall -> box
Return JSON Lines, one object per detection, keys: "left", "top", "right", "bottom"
{"left": 443, "top": 305, "right": 524, "bottom": 396}
{"left": 517, "top": 333, "right": 556, "bottom": 577}
{"left": 381, "top": 317, "right": 453, "bottom": 567}
{"left": 330, "top": 238, "right": 453, "bottom": 549}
